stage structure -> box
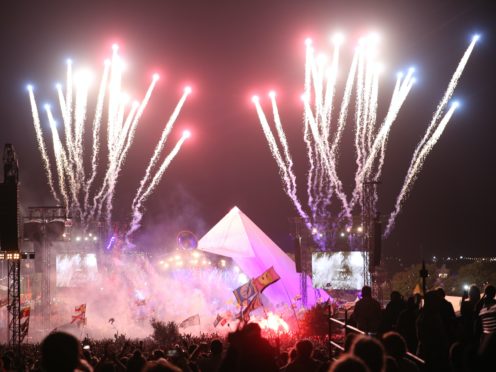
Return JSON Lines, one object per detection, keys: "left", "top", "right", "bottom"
{"left": 0, "top": 144, "right": 35, "bottom": 357}
{"left": 198, "top": 206, "right": 326, "bottom": 307}
{"left": 24, "top": 206, "right": 71, "bottom": 334}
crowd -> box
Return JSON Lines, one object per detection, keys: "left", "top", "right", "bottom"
{"left": 0, "top": 284, "right": 494, "bottom": 371}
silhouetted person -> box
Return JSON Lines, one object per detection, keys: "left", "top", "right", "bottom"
{"left": 436, "top": 287, "right": 456, "bottom": 342}
{"left": 460, "top": 285, "right": 480, "bottom": 343}
{"left": 197, "top": 339, "right": 223, "bottom": 372}
{"left": 352, "top": 286, "right": 382, "bottom": 334}
{"left": 381, "top": 291, "right": 406, "bottom": 333}
{"left": 476, "top": 284, "right": 496, "bottom": 345}
{"left": 350, "top": 335, "right": 384, "bottom": 372}
{"left": 219, "top": 322, "right": 278, "bottom": 372}
{"left": 284, "top": 339, "right": 321, "bottom": 372}
{"left": 397, "top": 296, "right": 420, "bottom": 353}
{"left": 329, "top": 354, "right": 370, "bottom": 372}
{"left": 41, "top": 331, "right": 82, "bottom": 372}
{"left": 127, "top": 349, "right": 146, "bottom": 372}
{"left": 382, "top": 332, "right": 419, "bottom": 372}
{"left": 416, "top": 290, "right": 449, "bottom": 372}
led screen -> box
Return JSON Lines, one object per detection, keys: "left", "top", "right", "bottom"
{"left": 56, "top": 254, "right": 98, "bottom": 287}
{"left": 312, "top": 251, "right": 367, "bottom": 290}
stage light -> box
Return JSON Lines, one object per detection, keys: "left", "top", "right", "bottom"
{"left": 233, "top": 266, "right": 240, "bottom": 273}
{"left": 340, "top": 232, "right": 345, "bottom": 237}
{"left": 268, "top": 90, "right": 276, "bottom": 99}
{"left": 55, "top": 82, "right": 62, "bottom": 90}
{"left": 184, "top": 86, "right": 192, "bottom": 94}
{"left": 159, "top": 260, "right": 164, "bottom": 265}
{"left": 251, "top": 95, "right": 260, "bottom": 103}
{"left": 112, "top": 43, "right": 119, "bottom": 51}
{"left": 174, "top": 254, "right": 181, "bottom": 261}
{"left": 76, "top": 236, "right": 81, "bottom": 242}
{"left": 66, "top": 58, "right": 73, "bottom": 65}
{"left": 27, "top": 84, "right": 33, "bottom": 91}
{"left": 463, "top": 284, "right": 470, "bottom": 291}
{"left": 357, "top": 226, "right": 363, "bottom": 233}
{"left": 311, "top": 227, "right": 318, "bottom": 235}
{"left": 305, "top": 38, "right": 313, "bottom": 46}
{"left": 472, "top": 34, "right": 480, "bottom": 42}
{"left": 451, "top": 100, "right": 460, "bottom": 109}
{"left": 192, "top": 251, "right": 201, "bottom": 258}
{"left": 183, "top": 130, "right": 191, "bottom": 139}
{"left": 153, "top": 73, "right": 160, "bottom": 81}
{"left": 220, "top": 259, "right": 226, "bottom": 267}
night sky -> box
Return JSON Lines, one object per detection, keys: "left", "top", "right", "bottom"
{"left": 1, "top": 1, "right": 495, "bottom": 262}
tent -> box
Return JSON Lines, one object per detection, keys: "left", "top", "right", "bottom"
{"left": 198, "top": 206, "right": 325, "bottom": 307}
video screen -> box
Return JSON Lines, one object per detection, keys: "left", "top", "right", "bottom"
{"left": 312, "top": 251, "right": 367, "bottom": 290}
{"left": 56, "top": 254, "right": 98, "bottom": 287}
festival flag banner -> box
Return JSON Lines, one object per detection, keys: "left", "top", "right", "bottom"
{"left": 213, "top": 314, "right": 224, "bottom": 328}
{"left": 179, "top": 314, "right": 200, "bottom": 328}
{"left": 233, "top": 280, "right": 256, "bottom": 306}
{"left": 253, "top": 266, "right": 280, "bottom": 292}
{"left": 20, "top": 306, "right": 31, "bottom": 319}
{"left": 71, "top": 303, "right": 87, "bottom": 326}
{"left": 242, "top": 293, "right": 263, "bottom": 320}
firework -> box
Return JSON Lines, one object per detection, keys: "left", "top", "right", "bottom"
{"left": 28, "top": 46, "right": 191, "bottom": 240}
{"left": 253, "top": 33, "right": 477, "bottom": 247}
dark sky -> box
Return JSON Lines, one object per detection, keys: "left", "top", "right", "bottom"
{"left": 1, "top": 0, "right": 495, "bottom": 262}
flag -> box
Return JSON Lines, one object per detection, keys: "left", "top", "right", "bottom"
{"left": 213, "top": 314, "right": 223, "bottom": 328}
{"left": 20, "top": 306, "right": 30, "bottom": 319}
{"left": 242, "top": 293, "right": 263, "bottom": 320}
{"left": 233, "top": 280, "right": 256, "bottom": 306}
{"left": 179, "top": 314, "right": 200, "bottom": 328}
{"left": 71, "top": 313, "right": 86, "bottom": 325}
{"left": 253, "top": 266, "right": 280, "bottom": 292}
{"left": 72, "top": 304, "right": 87, "bottom": 326}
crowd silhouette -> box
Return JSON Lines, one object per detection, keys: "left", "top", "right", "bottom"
{"left": 0, "top": 284, "right": 494, "bottom": 371}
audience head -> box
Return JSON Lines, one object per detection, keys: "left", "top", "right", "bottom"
{"left": 436, "top": 287, "right": 446, "bottom": 299}
{"left": 381, "top": 332, "right": 407, "bottom": 359}
{"left": 484, "top": 284, "right": 496, "bottom": 300}
{"left": 469, "top": 285, "right": 481, "bottom": 302}
{"left": 142, "top": 358, "right": 182, "bottom": 372}
{"left": 210, "top": 339, "right": 223, "bottom": 355}
{"left": 351, "top": 335, "right": 385, "bottom": 372}
{"left": 41, "top": 331, "right": 81, "bottom": 372}
{"left": 390, "top": 291, "right": 402, "bottom": 302}
{"left": 295, "top": 339, "right": 313, "bottom": 359}
{"left": 330, "top": 354, "right": 370, "bottom": 372}
{"left": 361, "top": 286, "right": 372, "bottom": 298}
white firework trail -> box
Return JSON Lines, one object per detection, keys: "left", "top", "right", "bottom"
{"left": 385, "top": 102, "right": 459, "bottom": 235}
{"left": 27, "top": 87, "right": 60, "bottom": 203}
{"left": 29, "top": 46, "right": 190, "bottom": 238}
{"left": 410, "top": 35, "right": 479, "bottom": 173}
{"left": 254, "top": 97, "right": 310, "bottom": 225}
{"left": 254, "top": 32, "right": 476, "bottom": 247}
{"left": 131, "top": 87, "right": 191, "bottom": 209}
{"left": 101, "top": 75, "right": 160, "bottom": 226}
{"left": 45, "top": 106, "right": 70, "bottom": 209}
{"left": 83, "top": 59, "right": 111, "bottom": 217}
{"left": 126, "top": 133, "right": 190, "bottom": 241}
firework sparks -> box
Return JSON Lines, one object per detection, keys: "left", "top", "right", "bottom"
{"left": 253, "top": 32, "right": 477, "bottom": 247}
{"left": 28, "top": 46, "right": 191, "bottom": 240}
